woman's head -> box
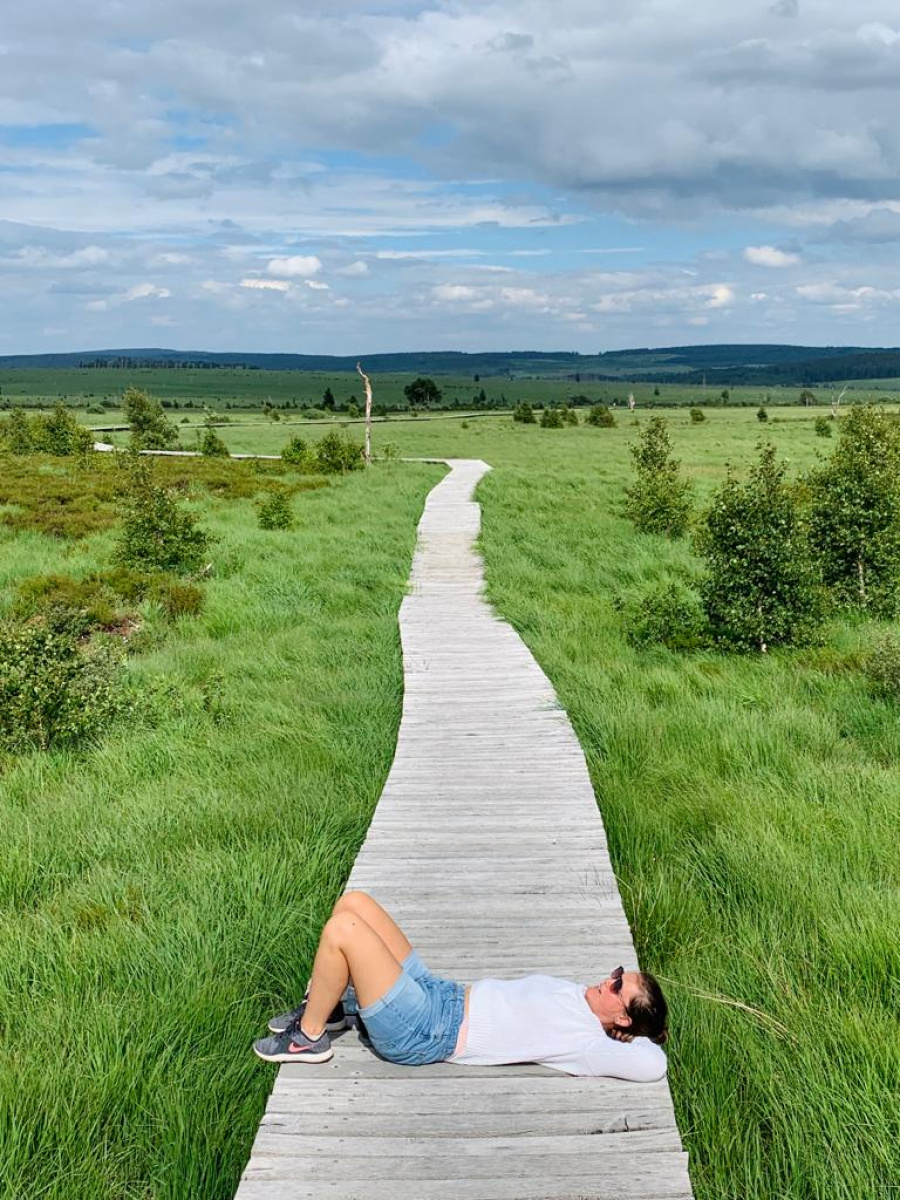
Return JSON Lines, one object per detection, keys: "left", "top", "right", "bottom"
{"left": 592, "top": 967, "right": 669, "bottom": 1045}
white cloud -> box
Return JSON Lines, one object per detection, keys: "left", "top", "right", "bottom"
{"left": 336, "top": 260, "right": 369, "bottom": 276}
{"left": 306, "top": 279, "right": 329, "bottom": 290}
{"left": 124, "top": 282, "right": 171, "bottom": 301}
{"left": 241, "top": 278, "right": 291, "bottom": 291}
{"left": 432, "top": 284, "right": 478, "bottom": 302}
{"left": 706, "top": 284, "right": 735, "bottom": 308}
{"left": 266, "top": 255, "right": 322, "bottom": 278}
{"left": 743, "top": 245, "right": 801, "bottom": 268}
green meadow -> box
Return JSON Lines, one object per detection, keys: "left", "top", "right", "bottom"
{"left": 2, "top": 405, "right": 898, "bottom": 1198}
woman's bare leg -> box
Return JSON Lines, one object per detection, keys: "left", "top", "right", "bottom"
{"left": 332, "top": 890, "right": 413, "bottom": 964}
{"left": 302, "top": 911, "right": 403, "bottom": 1038}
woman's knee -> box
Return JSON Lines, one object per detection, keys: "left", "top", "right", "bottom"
{"left": 334, "top": 890, "right": 371, "bottom": 917}
{"left": 323, "top": 909, "right": 366, "bottom": 945}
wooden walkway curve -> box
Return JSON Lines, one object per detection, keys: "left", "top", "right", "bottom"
{"left": 236, "top": 458, "right": 693, "bottom": 1200}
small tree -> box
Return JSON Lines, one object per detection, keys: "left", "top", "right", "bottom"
{"left": 695, "top": 444, "right": 823, "bottom": 651}
{"left": 622, "top": 416, "right": 692, "bottom": 538}
{"left": 689, "top": 407, "right": 706, "bottom": 424}
{"left": 799, "top": 389, "right": 816, "bottom": 406}
{"left": 281, "top": 434, "right": 310, "bottom": 468}
{"left": 322, "top": 387, "right": 336, "bottom": 411}
{"left": 115, "top": 455, "right": 212, "bottom": 573}
{"left": 561, "top": 405, "right": 578, "bottom": 426}
{"left": 540, "top": 407, "right": 563, "bottom": 428}
{"left": 806, "top": 405, "right": 900, "bottom": 615}
{"left": 757, "top": 406, "right": 768, "bottom": 423}
{"left": 586, "top": 404, "right": 615, "bottom": 428}
{"left": 814, "top": 416, "right": 832, "bottom": 439}
{"left": 122, "top": 387, "right": 178, "bottom": 451}
{"left": 257, "top": 488, "right": 295, "bottom": 530}
{"left": 199, "top": 427, "right": 230, "bottom": 457}
{"left": 404, "top": 377, "right": 442, "bottom": 409}
{"left": 513, "top": 402, "right": 535, "bottom": 424}
{"left": 314, "top": 430, "right": 364, "bottom": 473}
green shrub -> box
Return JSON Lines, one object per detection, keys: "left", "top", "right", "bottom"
{"left": 513, "top": 402, "right": 535, "bottom": 424}
{"left": 806, "top": 406, "right": 900, "bottom": 615}
{"left": 380, "top": 442, "right": 400, "bottom": 461}
{"left": 690, "top": 407, "right": 706, "bottom": 424}
{"left": 314, "top": 430, "right": 363, "bottom": 473}
{"left": 623, "top": 416, "right": 692, "bottom": 538}
{"left": 621, "top": 581, "right": 707, "bottom": 650}
{"left": 540, "top": 407, "right": 563, "bottom": 428}
{"left": 586, "top": 405, "right": 616, "bottom": 428}
{"left": 13, "top": 573, "right": 120, "bottom": 629}
{"left": 561, "top": 406, "right": 578, "bottom": 426}
{"left": 695, "top": 443, "right": 823, "bottom": 651}
{"left": 149, "top": 579, "right": 205, "bottom": 619}
{"left": 814, "top": 416, "right": 832, "bottom": 438}
{"left": 280, "top": 435, "right": 310, "bottom": 468}
{"left": 757, "top": 406, "right": 769, "bottom": 423}
{"left": 115, "top": 455, "right": 213, "bottom": 573}
{"left": 257, "top": 489, "right": 295, "bottom": 530}
{"left": 0, "top": 404, "right": 93, "bottom": 457}
{"left": 0, "top": 409, "right": 33, "bottom": 453}
{"left": 122, "top": 387, "right": 178, "bottom": 451}
{"left": 14, "top": 567, "right": 205, "bottom": 630}
{"left": 199, "top": 427, "right": 230, "bottom": 458}
{"left": 864, "top": 633, "right": 900, "bottom": 701}
{"left": 0, "top": 620, "right": 131, "bottom": 753}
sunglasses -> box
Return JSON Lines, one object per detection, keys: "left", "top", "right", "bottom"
{"left": 609, "top": 966, "right": 625, "bottom": 996}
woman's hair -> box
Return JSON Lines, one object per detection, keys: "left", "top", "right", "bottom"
{"left": 626, "top": 972, "right": 669, "bottom": 1045}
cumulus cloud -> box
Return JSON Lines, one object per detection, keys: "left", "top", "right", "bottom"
{"left": 266, "top": 255, "right": 323, "bottom": 278}
{"left": 124, "top": 282, "right": 171, "bottom": 301}
{"left": 241, "top": 278, "right": 291, "bottom": 291}
{"left": 336, "top": 260, "right": 369, "bottom": 276}
{"left": 743, "top": 245, "right": 802, "bottom": 267}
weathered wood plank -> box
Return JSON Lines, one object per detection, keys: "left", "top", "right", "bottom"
{"left": 235, "top": 459, "right": 692, "bottom": 1200}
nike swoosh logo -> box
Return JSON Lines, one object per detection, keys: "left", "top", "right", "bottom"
{"left": 288, "top": 1042, "right": 313, "bottom": 1054}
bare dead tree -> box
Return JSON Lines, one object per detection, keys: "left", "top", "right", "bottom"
{"left": 356, "top": 362, "right": 373, "bottom": 465}
{"left": 831, "top": 384, "right": 848, "bottom": 420}
{"left": 628, "top": 392, "right": 636, "bottom": 413}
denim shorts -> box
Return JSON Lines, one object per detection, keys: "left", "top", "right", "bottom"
{"left": 358, "top": 949, "right": 465, "bottom": 1066}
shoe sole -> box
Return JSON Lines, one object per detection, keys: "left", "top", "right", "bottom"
{"left": 253, "top": 1044, "right": 335, "bottom": 1064}
{"left": 267, "top": 1016, "right": 347, "bottom": 1035}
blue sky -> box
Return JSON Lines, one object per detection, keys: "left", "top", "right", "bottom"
{"left": 2, "top": 1, "right": 900, "bottom": 354}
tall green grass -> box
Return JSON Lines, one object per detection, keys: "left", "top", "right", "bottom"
{"left": 330, "top": 412, "right": 898, "bottom": 1199}
{"left": 0, "top": 461, "right": 442, "bottom": 1199}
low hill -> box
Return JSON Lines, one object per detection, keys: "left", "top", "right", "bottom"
{"left": 1, "top": 344, "right": 897, "bottom": 385}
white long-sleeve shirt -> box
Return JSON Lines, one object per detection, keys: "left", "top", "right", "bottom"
{"left": 446, "top": 974, "right": 667, "bottom": 1081}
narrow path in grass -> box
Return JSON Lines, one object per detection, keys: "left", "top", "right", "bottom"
{"left": 236, "top": 458, "right": 693, "bottom": 1200}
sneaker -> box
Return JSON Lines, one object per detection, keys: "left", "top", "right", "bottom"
{"left": 253, "top": 1022, "right": 334, "bottom": 1064}
{"left": 267, "top": 998, "right": 347, "bottom": 1036}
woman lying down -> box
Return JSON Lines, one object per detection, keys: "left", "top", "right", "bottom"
{"left": 253, "top": 890, "right": 668, "bottom": 1082}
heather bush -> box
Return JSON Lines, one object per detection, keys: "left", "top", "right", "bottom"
{"left": 621, "top": 580, "right": 707, "bottom": 651}
{"left": 0, "top": 620, "right": 132, "bottom": 754}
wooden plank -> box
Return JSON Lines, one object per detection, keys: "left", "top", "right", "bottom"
{"left": 235, "top": 459, "right": 692, "bottom": 1200}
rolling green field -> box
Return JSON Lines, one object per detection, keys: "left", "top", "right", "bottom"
{"left": 2, "top": 407, "right": 898, "bottom": 1199}
{"left": 3, "top": 364, "right": 899, "bottom": 415}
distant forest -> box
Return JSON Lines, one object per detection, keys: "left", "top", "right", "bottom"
{"left": 2, "top": 343, "right": 899, "bottom": 386}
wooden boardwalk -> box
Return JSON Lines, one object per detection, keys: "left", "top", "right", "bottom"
{"left": 236, "top": 459, "right": 693, "bottom": 1200}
